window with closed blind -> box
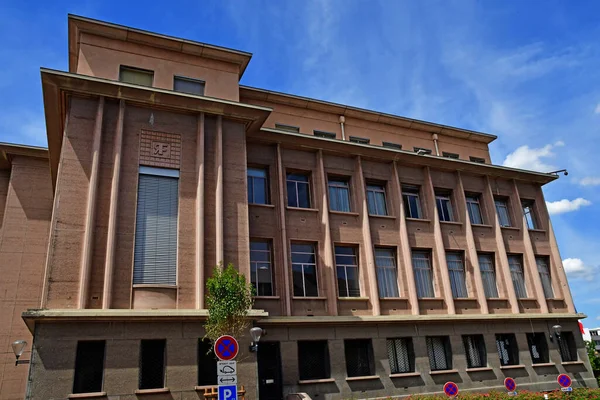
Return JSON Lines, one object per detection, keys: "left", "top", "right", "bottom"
{"left": 387, "top": 337, "right": 415, "bottom": 373}
{"left": 120, "top": 66, "right": 154, "bottom": 86}
{"left": 174, "top": 76, "right": 205, "bottom": 95}
{"left": 133, "top": 167, "right": 179, "bottom": 286}
{"left": 447, "top": 252, "right": 467, "bottom": 298}
{"left": 427, "top": 336, "right": 452, "bottom": 371}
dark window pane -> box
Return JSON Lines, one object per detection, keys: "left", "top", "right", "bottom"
{"left": 463, "top": 335, "right": 486, "bottom": 368}
{"left": 287, "top": 180, "right": 298, "bottom": 207}
{"left": 297, "top": 182, "right": 310, "bottom": 208}
{"left": 344, "top": 339, "right": 374, "bottom": 377}
{"left": 299, "top": 341, "right": 330, "bottom": 380}
{"left": 174, "top": 77, "right": 205, "bottom": 95}
{"left": 496, "top": 334, "right": 519, "bottom": 366}
{"left": 303, "top": 265, "right": 318, "bottom": 297}
{"left": 140, "top": 340, "right": 166, "bottom": 389}
{"left": 73, "top": 341, "right": 105, "bottom": 394}
{"left": 527, "top": 333, "right": 549, "bottom": 364}
{"left": 198, "top": 339, "right": 218, "bottom": 386}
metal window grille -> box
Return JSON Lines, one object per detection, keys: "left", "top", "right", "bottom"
{"left": 375, "top": 248, "right": 399, "bottom": 298}
{"left": 447, "top": 252, "right": 468, "bottom": 298}
{"left": 133, "top": 172, "right": 178, "bottom": 285}
{"left": 139, "top": 340, "right": 166, "bottom": 390}
{"left": 470, "top": 156, "right": 486, "bottom": 164}
{"left": 443, "top": 152, "right": 459, "bottom": 159}
{"left": 366, "top": 183, "right": 388, "bottom": 215}
{"left": 248, "top": 167, "right": 269, "bottom": 204}
{"left": 173, "top": 76, "right": 205, "bottom": 95}
{"left": 291, "top": 243, "right": 318, "bottom": 297}
{"left": 382, "top": 141, "right": 402, "bottom": 150}
{"left": 286, "top": 173, "right": 311, "bottom": 208}
{"left": 522, "top": 200, "right": 537, "bottom": 229}
{"left": 435, "top": 192, "right": 454, "bottom": 222}
{"left": 427, "top": 336, "right": 451, "bottom": 371}
{"left": 349, "top": 136, "right": 370, "bottom": 144}
{"left": 328, "top": 177, "right": 351, "bottom": 212}
{"left": 344, "top": 339, "right": 374, "bottom": 377}
{"left": 402, "top": 186, "right": 422, "bottom": 218}
{"left": 387, "top": 338, "right": 414, "bottom": 373}
{"left": 526, "top": 333, "right": 549, "bottom": 364}
{"left": 463, "top": 335, "right": 487, "bottom": 368}
{"left": 198, "top": 338, "right": 218, "bottom": 386}
{"left": 559, "top": 332, "right": 578, "bottom": 362}
{"left": 508, "top": 255, "right": 527, "bottom": 298}
{"left": 412, "top": 251, "right": 434, "bottom": 298}
{"left": 496, "top": 334, "right": 519, "bottom": 366}
{"left": 250, "top": 240, "right": 273, "bottom": 296}
{"left": 536, "top": 257, "right": 554, "bottom": 299}
{"left": 495, "top": 198, "right": 511, "bottom": 227}
{"left": 298, "top": 341, "right": 331, "bottom": 380}
{"left": 466, "top": 195, "right": 483, "bottom": 225}
{"left": 335, "top": 246, "right": 360, "bottom": 297}
{"left": 73, "top": 341, "right": 105, "bottom": 394}
{"left": 314, "top": 130, "right": 336, "bottom": 139}
{"left": 478, "top": 254, "right": 499, "bottom": 298}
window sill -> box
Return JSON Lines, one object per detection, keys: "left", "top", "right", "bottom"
{"left": 418, "top": 297, "right": 444, "bottom": 301}
{"left": 368, "top": 214, "right": 396, "bottom": 220}
{"left": 528, "top": 228, "right": 547, "bottom": 233}
{"left": 286, "top": 206, "right": 319, "bottom": 212}
{"left": 346, "top": 375, "right": 380, "bottom": 382}
{"left": 249, "top": 203, "right": 275, "bottom": 208}
{"left": 329, "top": 210, "right": 360, "bottom": 216}
{"left": 561, "top": 361, "right": 584, "bottom": 366}
{"left": 532, "top": 363, "right": 555, "bottom": 368}
{"left": 379, "top": 297, "right": 409, "bottom": 301}
{"left": 298, "top": 378, "right": 335, "bottom": 384}
{"left": 454, "top": 297, "right": 479, "bottom": 301}
{"left": 254, "top": 296, "right": 280, "bottom": 300}
{"left": 429, "top": 369, "right": 459, "bottom": 375}
{"left": 406, "top": 217, "right": 431, "bottom": 223}
{"left": 68, "top": 393, "right": 107, "bottom": 399}
{"left": 389, "top": 372, "right": 421, "bottom": 378}
{"left": 487, "top": 297, "right": 509, "bottom": 301}
{"left": 135, "top": 388, "right": 170, "bottom": 394}
{"left": 440, "top": 220, "right": 463, "bottom": 226}
{"left": 293, "top": 296, "right": 327, "bottom": 300}
{"left": 132, "top": 284, "right": 177, "bottom": 289}
{"left": 338, "top": 296, "right": 369, "bottom": 301}
{"left": 500, "top": 226, "right": 520, "bottom": 231}
{"left": 500, "top": 364, "right": 526, "bottom": 370}
{"left": 466, "top": 367, "right": 493, "bottom": 372}
{"left": 471, "top": 223, "right": 493, "bottom": 229}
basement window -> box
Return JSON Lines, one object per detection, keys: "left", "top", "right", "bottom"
{"left": 198, "top": 338, "right": 218, "bottom": 386}
{"left": 299, "top": 340, "right": 331, "bottom": 380}
{"left": 344, "top": 339, "right": 375, "bottom": 377}
{"left": 139, "top": 339, "right": 166, "bottom": 389}
{"left": 73, "top": 341, "right": 105, "bottom": 394}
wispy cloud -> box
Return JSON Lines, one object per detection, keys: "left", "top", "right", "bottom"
{"left": 547, "top": 198, "right": 592, "bottom": 215}
{"left": 502, "top": 141, "right": 564, "bottom": 172}
{"left": 578, "top": 177, "right": 600, "bottom": 186}
{"left": 595, "top": 103, "right": 600, "bottom": 114}
{"left": 563, "top": 258, "right": 596, "bottom": 281}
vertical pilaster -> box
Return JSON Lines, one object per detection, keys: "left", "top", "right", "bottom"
{"left": 317, "top": 150, "right": 338, "bottom": 316}
{"left": 276, "top": 144, "right": 292, "bottom": 316}
{"left": 215, "top": 115, "right": 223, "bottom": 266}
{"left": 355, "top": 156, "right": 380, "bottom": 316}
{"left": 456, "top": 172, "right": 488, "bottom": 314}
{"left": 195, "top": 113, "right": 205, "bottom": 309}
{"left": 423, "top": 167, "right": 455, "bottom": 314}
{"left": 484, "top": 176, "right": 519, "bottom": 313}
{"left": 102, "top": 99, "right": 125, "bottom": 309}
{"left": 512, "top": 180, "right": 549, "bottom": 313}
{"left": 392, "top": 162, "right": 419, "bottom": 315}
{"left": 78, "top": 96, "right": 105, "bottom": 309}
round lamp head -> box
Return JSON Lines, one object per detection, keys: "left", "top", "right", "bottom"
{"left": 12, "top": 340, "right": 27, "bottom": 358}
{"left": 552, "top": 325, "right": 562, "bottom": 335}
{"left": 250, "top": 327, "right": 263, "bottom": 342}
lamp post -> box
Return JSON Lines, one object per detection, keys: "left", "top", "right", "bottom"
{"left": 249, "top": 327, "right": 263, "bottom": 400}
{"left": 551, "top": 324, "right": 562, "bottom": 342}
{"left": 12, "top": 340, "right": 29, "bottom": 366}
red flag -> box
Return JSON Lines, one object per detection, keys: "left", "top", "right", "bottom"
{"left": 579, "top": 321, "right": 585, "bottom": 334}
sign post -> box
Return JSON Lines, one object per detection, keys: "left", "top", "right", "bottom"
{"left": 215, "top": 335, "right": 240, "bottom": 400}
{"left": 504, "top": 377, "right": 517, "bottom": 396}
{"left": 557, "top": 373, "right": 573, "bottom": 392}
{"left": 443, "top": 382, "right": 459, "bottom": 398}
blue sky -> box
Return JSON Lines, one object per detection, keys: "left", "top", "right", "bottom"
{"left": 1, "top": 1, "right": 599, "bottom": 324}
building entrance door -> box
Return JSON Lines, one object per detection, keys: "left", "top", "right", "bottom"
{"left": 257, "top": 341, "right": 283, "bottom": 400}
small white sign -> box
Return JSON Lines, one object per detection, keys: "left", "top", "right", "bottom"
{"left": 507, "top": 391, "right": 517, "bottom": 396}
{"left": 217, "top": 361, "right": 237, "bottom": 376}
{"left": 561, "top": 387, "right": 573, "bottom": 392}
{"left": 218, "top": 375, "right": 238, "bottom": 385}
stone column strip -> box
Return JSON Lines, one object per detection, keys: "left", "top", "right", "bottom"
{"left": 276, "top": 144, "right": 292, "bottom": 316}
{"left": 215, "top": 115, "right": 223, "bottom": 266}
{"left": 196, "top": 113, "right": 205, "bottom": 309}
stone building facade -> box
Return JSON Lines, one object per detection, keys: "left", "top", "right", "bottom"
{"left": 0, "top": 14, "right": 596, "bottom": 400}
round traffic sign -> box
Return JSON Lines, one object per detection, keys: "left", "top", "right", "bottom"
{"left": 214, "top": 335, "right": 239, "bottom": 361}
{"left": 504, "top": 377, "right": 517, "bottom": 392}
{"left": 557, "top": 373, "right": 572, "bottom": 388}
{"left": 443, "top": 381, "right": 459, "bottom": 397}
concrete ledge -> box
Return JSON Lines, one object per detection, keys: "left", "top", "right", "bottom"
{"left": 298, "top": 378, "right": 336, "bottom": 384}
{"left": 562, "top": 361, "right": 585, "bottom": 366}
{"left": 345, "top": 375, "right": 380, "bottom": 382}
{"left": 389, "top": 372, "right": 421, "bottom": 378}
{"left": 134, "top": 388, "right": 170, "bottom": 394}
{"left": 68, "top": 393, "right": 107, "bottom": 399}
{"left": 466, "top": 367, "right": 493, "bottom": 372}
{"left": 532, "top": 363, "right": 556, "bottom": 367}
{"left": 429, "top": 369, "right": 459, "bottom": 375}
{"left": 500, "top": 364, "right": 526, "bottom": 370}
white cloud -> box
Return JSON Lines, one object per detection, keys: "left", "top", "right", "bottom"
{"left": 502, "top": 141, "right": 564, "bottom": 172}
{"left": 546, "top": 198, "right": 591, "bottom": 215}
{"left": 579, "top": 177, "right": 600, "bottom": 186}
{"left": 563, "top": 258, "right": 596, "bottom": 281}
{"left": 595, "top": 103, "right": 600, "bottom": 114}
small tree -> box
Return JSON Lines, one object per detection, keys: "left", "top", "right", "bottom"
{"left": 586, "top": 340, "right": 600, "bottom": 370}
{"left": 204, "top": 263, "right": 255, "bottom": 344}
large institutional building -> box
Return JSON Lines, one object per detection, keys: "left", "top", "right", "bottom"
{"left": 0, "top": 15, "right": 596, "bottom": 400}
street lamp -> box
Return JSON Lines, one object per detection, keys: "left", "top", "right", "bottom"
{"left": 12, "top": 340, "right": 29, "bottom": 366}
{"left": 249, "top": 327, "right": 263, "bottom": 352}
{"left": 550, "top": 324, "right": 562, "bottom": 342}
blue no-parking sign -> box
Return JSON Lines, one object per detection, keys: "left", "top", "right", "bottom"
{"left": 218, "top": 385, "right": 237, "bottom": 400}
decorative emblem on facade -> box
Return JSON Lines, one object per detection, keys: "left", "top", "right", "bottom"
{"left": 151, "top": 141, "right": 171, "bottom": 158}
{"left": 140, "top": 130, "right": 181, "bottom": 169}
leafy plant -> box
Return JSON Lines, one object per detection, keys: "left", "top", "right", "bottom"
{"left": 204, "top": 263, "right": 255, "bottom": 344}
{"left": 586, "top": 340, "right": 600, "bottom": 371}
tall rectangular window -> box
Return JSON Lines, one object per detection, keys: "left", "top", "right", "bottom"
{"left": 496, "top": 334, "right": 519, "bottom": 366}
{"left": 120, "top": 66, "right": 154, "bottom": 86}
{"left": 463, "top": 335, "right": 487, "bottom": 368}
{"left": 287, "top": 173, "right": 311, "bottom": 208}
{"left": 248, "top": 167, "right": 269, "bottom": 204}
{"left": 387, "top": 338, "right": 415, "bottom": 374}
{"left": 508, "top": 255, "right": 527, "bottom": 299}
{"left": 198, "top": 338, "right": 217, "bottom": 386}
{"left": 435, "top": 191, "right": 454, "bottom": 222}
{"left": 133, "top": 168, "right": 179, "bottom": 285}
{"left": 478, "top": 253, "right": 499, "bottom": 298}
{"left": 250, "top": 240, "right": 273, "bottom": 296}
{"left": 291, "top": 243, "right": 318, "bottom": 297}
{"left": 447, "top": 252, "right": 467, "bottom": 298}
{"left": 412, "top": 250, "right": 435, "bottom": 298}
{"left": 559, "top": 332, "right": 578, "bottom": 362}
{"left": 375, "top": 248, "right": 399, "bottom": 298}
{"left": 495, "top": 198, "right": 511, "bottom": 227}
{"left": 174, "top": 76, "right": 205, "bottom": 95}
{"left": 466, "top": 194, "right": 483, "bottom": 225}
{"left": 335, "top": 246, "right": 359, "bottom": 297}
{"left": 344, "top": 339, "right": 375, "bottom": 377}
{"left": 73, "top": 341, "right": 105, "bottom": 394}
{"left": 328, "top": 177, "right": 351, "bottom": 212}
{"left": 522, "top": 200, "right": 538, "bottom": 230}
{"left": 536, "top": 256, "right": 554, "bottom": 299}
{"left": 402, "top": 185, "right": 422, "bottom": 219}
{"left": 366, "top": 183, "right": 388, "bottom": 216}
{"left": 526, "top": 332, "right": 549, "bottom": 364}
{"left": 298, "top": 341, "right": 330, "bottom": 380}
{"left": 427, "top": 336, "right": 452, "bottom": 371}
{"left": 139, "top": 340, "right": 166, "bottom": 390}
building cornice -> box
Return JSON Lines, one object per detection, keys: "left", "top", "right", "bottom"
{"left": 0, "top": 142, "right": 48, "bottom": 170}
